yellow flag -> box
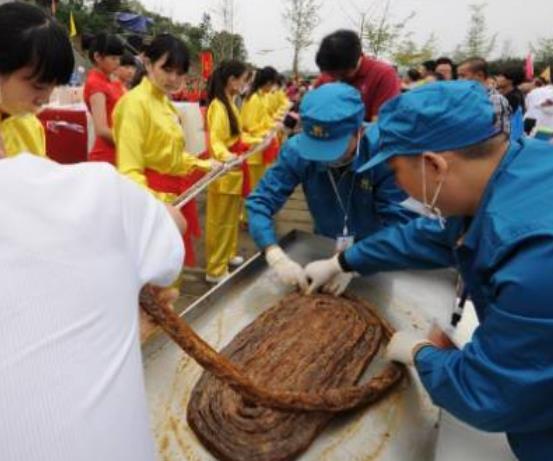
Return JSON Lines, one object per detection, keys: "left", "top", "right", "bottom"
{"left": 69, "top": 11, "right": 77, "bottom": 38}
{"left": 541, "top": 66, "right": 551, "bottom": 83}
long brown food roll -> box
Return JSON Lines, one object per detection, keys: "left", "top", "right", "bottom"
{"left": 140, "top": 288, "right": 404, "bottom": 461}
{"left": 140, "top": 288, "right": 403, "bottom": 414}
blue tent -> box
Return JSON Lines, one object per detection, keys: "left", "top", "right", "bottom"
{"left": 115, "top": 12, "right": 153, "bottom": 33}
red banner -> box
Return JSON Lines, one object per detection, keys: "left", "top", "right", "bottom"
{"left": 199, "top": 51, "right": 214, "bottom": 80}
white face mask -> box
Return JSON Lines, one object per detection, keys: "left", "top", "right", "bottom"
{"left": 421, "top": 156, "right": 446, "bottom": 228}
{"left": 541, "top": 104, "right": 553, "bottom": 115}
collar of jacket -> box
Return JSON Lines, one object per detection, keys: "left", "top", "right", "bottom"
{"left": 461, "top": 139, "right": 524, "bottom": 251}
{"left": 141, "top": 77, "right": 166, "bottom": 101}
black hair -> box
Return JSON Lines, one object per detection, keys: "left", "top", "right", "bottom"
{"left": 459, "top": 57, "right": 488, "bottom": 78}
{"left": 127, "top": 34, "right": 146, "bottom": 54}
{"left": 207, "top": 60, "right": 247, "bottom": 136}
{"left": 276, "top": 74, "right": 286, "bottom": 86}
{"left": 316, "top": 30, "right": 362, "bottom": 72}
{"left": 248, "top": 66, "right": 278, "bottom": 98}
{"left": 498, "top": 66, "right": 525, "bottom": 86}
{"left": 119, "top": 52, "right": 137, "bottom": 67}
{"left": 436, "top": 56, "right": 457, "bottom": 77}
{"left": 81, "top": 32, "right": 124, "bottom": 63}
{"left": 436, "top": 57, "right": 454, "bottom": 67}
{"left": 0, "top": 2, "right": 74, "bottom": 84}
{"left": 421, "top": 60, "right": 436, "bottom": 72}
{"left": 145, "top": 34, "right": 190, "bottom": 74}
{"left": 407, "top": 68, "right": 421, "bottom": 81}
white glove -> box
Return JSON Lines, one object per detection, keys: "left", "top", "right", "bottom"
{"left": 304, "top": 254, "right": 344, "bottom": 295}
{"left": 265, "top": 246, "right": 308, "bottom": 292}
{"left": 321, "top": 272, "right": 354, "bottom": 296}
{"left": 385, "top": 331, "right": 434, "bottom": 366}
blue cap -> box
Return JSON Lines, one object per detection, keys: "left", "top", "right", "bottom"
{"left": 295, "top": 83, "right": 365, "bottom": 162}
{"left": 357, "top": 81, "right": 505, "bottom": 172}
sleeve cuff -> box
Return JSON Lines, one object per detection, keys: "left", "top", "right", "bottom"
{"left": 338, "top": 250, "right": 355, "bottom": 273}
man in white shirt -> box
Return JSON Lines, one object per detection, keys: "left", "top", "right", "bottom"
{"left": 0, "top": 154, "right": 184, "bottom": 461}
{"left": 525, "top": 83, "right": 553, "bottom": 136}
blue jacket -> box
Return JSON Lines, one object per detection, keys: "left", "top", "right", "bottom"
{"left": 246, "top": 130, "right": 414, "bottom": 249}
{"left": 343, "top": 138, "right": 553, "bottom": 461}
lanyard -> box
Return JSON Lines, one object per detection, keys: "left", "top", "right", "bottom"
{"left": 327, "top": 169, "right": 356, "bottom": 236}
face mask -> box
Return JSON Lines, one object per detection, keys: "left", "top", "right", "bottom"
{"left": 328, "top": 132, "right": 361, "bottom": 169}
{"left": 541, "top": 104, "right": 553, "bottom": 115}
{"left": 421, "top": 156, "right": 446, "bottom": 229}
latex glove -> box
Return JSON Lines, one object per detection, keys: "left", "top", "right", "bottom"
{"left": 304, "top": 254, "right": 343, "bottom": 295}
{"left": 385, "top": 331, "right": 434, "bottom": 366}
{"left": 265, "top": 245, "right": 308, "bottom": 292}
{"left": 321, "top": 272, "right": 354, "bottom": 296}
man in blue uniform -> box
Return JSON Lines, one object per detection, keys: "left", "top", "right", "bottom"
{"left": 246, "top": 83, "right": 413, "bottom": 293}
{"left": 305, "top": 81, "right": 553, "bottom": 461}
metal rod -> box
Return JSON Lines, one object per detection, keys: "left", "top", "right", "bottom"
{"left": 172, "top": 128, "right": 279, "bottom": 210}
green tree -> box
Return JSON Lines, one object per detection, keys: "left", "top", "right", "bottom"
{"left": 210, "top": 31, "right": 247, "bottom": 63}
{"left": 531, "top": 37, "right": 553, "bottom": 63}
{"left": 392, "top": 32, "right": 439, "bottom": 67}
{"left": 361, "top": 0, "right": 415, "bottom": 59}
{"left": 455, "top": 3, "right": 496, "bottom": 61}
{"left": 282, "top": 0, "right": 321, "bottom": 75}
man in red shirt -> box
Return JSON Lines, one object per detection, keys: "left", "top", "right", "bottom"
{"left": 315, "top": 30, "right": 400, "bottom": 121}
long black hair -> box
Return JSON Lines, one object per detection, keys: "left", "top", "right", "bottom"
{"left": 81, "top": 32, "right": 124, "bottom": 63}
{"left": 0, "top": 2, "right": 74, "bottom": 85}
{"left": 247, "top": 66, "right": 278, "bottom": 99}
{"left": 208, "top": 60, "right": 247, "bottom": 136}
{"left": 145, "top": 34, "right": 190, "bottom": 74}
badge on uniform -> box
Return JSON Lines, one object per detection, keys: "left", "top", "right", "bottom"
{"left": 336, "top": 234, "right": 355, "bottom": 253}
{"left": 360, "top": 178, "right": 372, "bottom": 191}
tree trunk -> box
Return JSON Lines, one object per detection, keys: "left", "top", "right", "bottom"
{"left": 292, "top": 47, "right": 300, "bottom": 76}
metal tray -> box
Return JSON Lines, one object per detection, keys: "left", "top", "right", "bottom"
{"left": 143, "top": 230, "right": 457, "bottom": 461}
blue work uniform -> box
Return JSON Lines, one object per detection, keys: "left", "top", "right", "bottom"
{"left": 246, "top": 128, "right": 414, "bottom": 249}
{"left": 342, "top": 138, "right": 553, "bottom": 461}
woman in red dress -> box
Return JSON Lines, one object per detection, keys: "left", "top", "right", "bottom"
{"left": 82, "top": 33, "right": 125, "bottom": 165}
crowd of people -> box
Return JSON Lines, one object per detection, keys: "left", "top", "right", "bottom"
{"left": 402, "top": 56, "right": 553, "bottom": 139}
{"left": 2, "top": 2, "right": 553, "bottom": 461}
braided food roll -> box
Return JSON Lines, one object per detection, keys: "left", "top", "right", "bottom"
{"left": 140, "top": 288, "right": 404, "bottom": 461}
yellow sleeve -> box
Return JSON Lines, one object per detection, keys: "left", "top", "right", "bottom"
{"left": 180, "top": 152, "right": 211, "bottom": 173}
{"left": 32, "top": 116, "right": 47, "bottom": 157}
{"left": 113, "top": 95, "right": 149, "bottom": 190}
{"left": 207, "top": 102, "right": 234, "bottom": 162}
{"left": 1, "top": 115, "right": 46, "bottom": 158}
{"left": 241, "top": 94, "right": 275, "bottom": 139}
{"left": 276, "top": 91, "right": 291, "bottom": 118}
{"left": 241, "top": 132, "right": 263, "bottom": 146}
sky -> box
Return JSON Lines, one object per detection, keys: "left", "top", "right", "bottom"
{"left": 139, "top": 0, "right": 553, "bottom": 72}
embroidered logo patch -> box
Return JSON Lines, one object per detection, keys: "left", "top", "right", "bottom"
{"left": 310, "top": 125, "right": 329, "bottom": 138}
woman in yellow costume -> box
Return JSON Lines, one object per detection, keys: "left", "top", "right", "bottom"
{"left": 113, "top": 34, "right": 220, "bottom": 267}
{"left": 240, "top": 66, "right": 281, "bottom": 189}
{"left": 0, "top": 2, "right": 73, "bottom": 158}
{"left": 204, "top": 60, "right": 260, "bottom": 283}
{"left": 267, "top": 74, "right": 291, "bottom": 122}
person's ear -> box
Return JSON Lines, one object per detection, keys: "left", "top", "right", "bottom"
{"left": 422, "top": 151, "right": 449, "bottom": 182}
{"left": 143, "top": 57, "right": 153, "bottom": 73}
{"left": 93, "top": 51, "right": 102, "bottom": 65}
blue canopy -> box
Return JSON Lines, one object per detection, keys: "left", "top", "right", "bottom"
{"left": 115, "top": 12, "right": 153, "bottom": 33}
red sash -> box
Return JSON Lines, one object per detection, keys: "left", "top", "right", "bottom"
{"left": 145, "top": 168, "right": 205, "bottom": 267}
{"left": 262, "top": 137, "right": 280, "bottom": 164}
{"left": 229, "top": 140, "right": 252, "bottom": 197}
